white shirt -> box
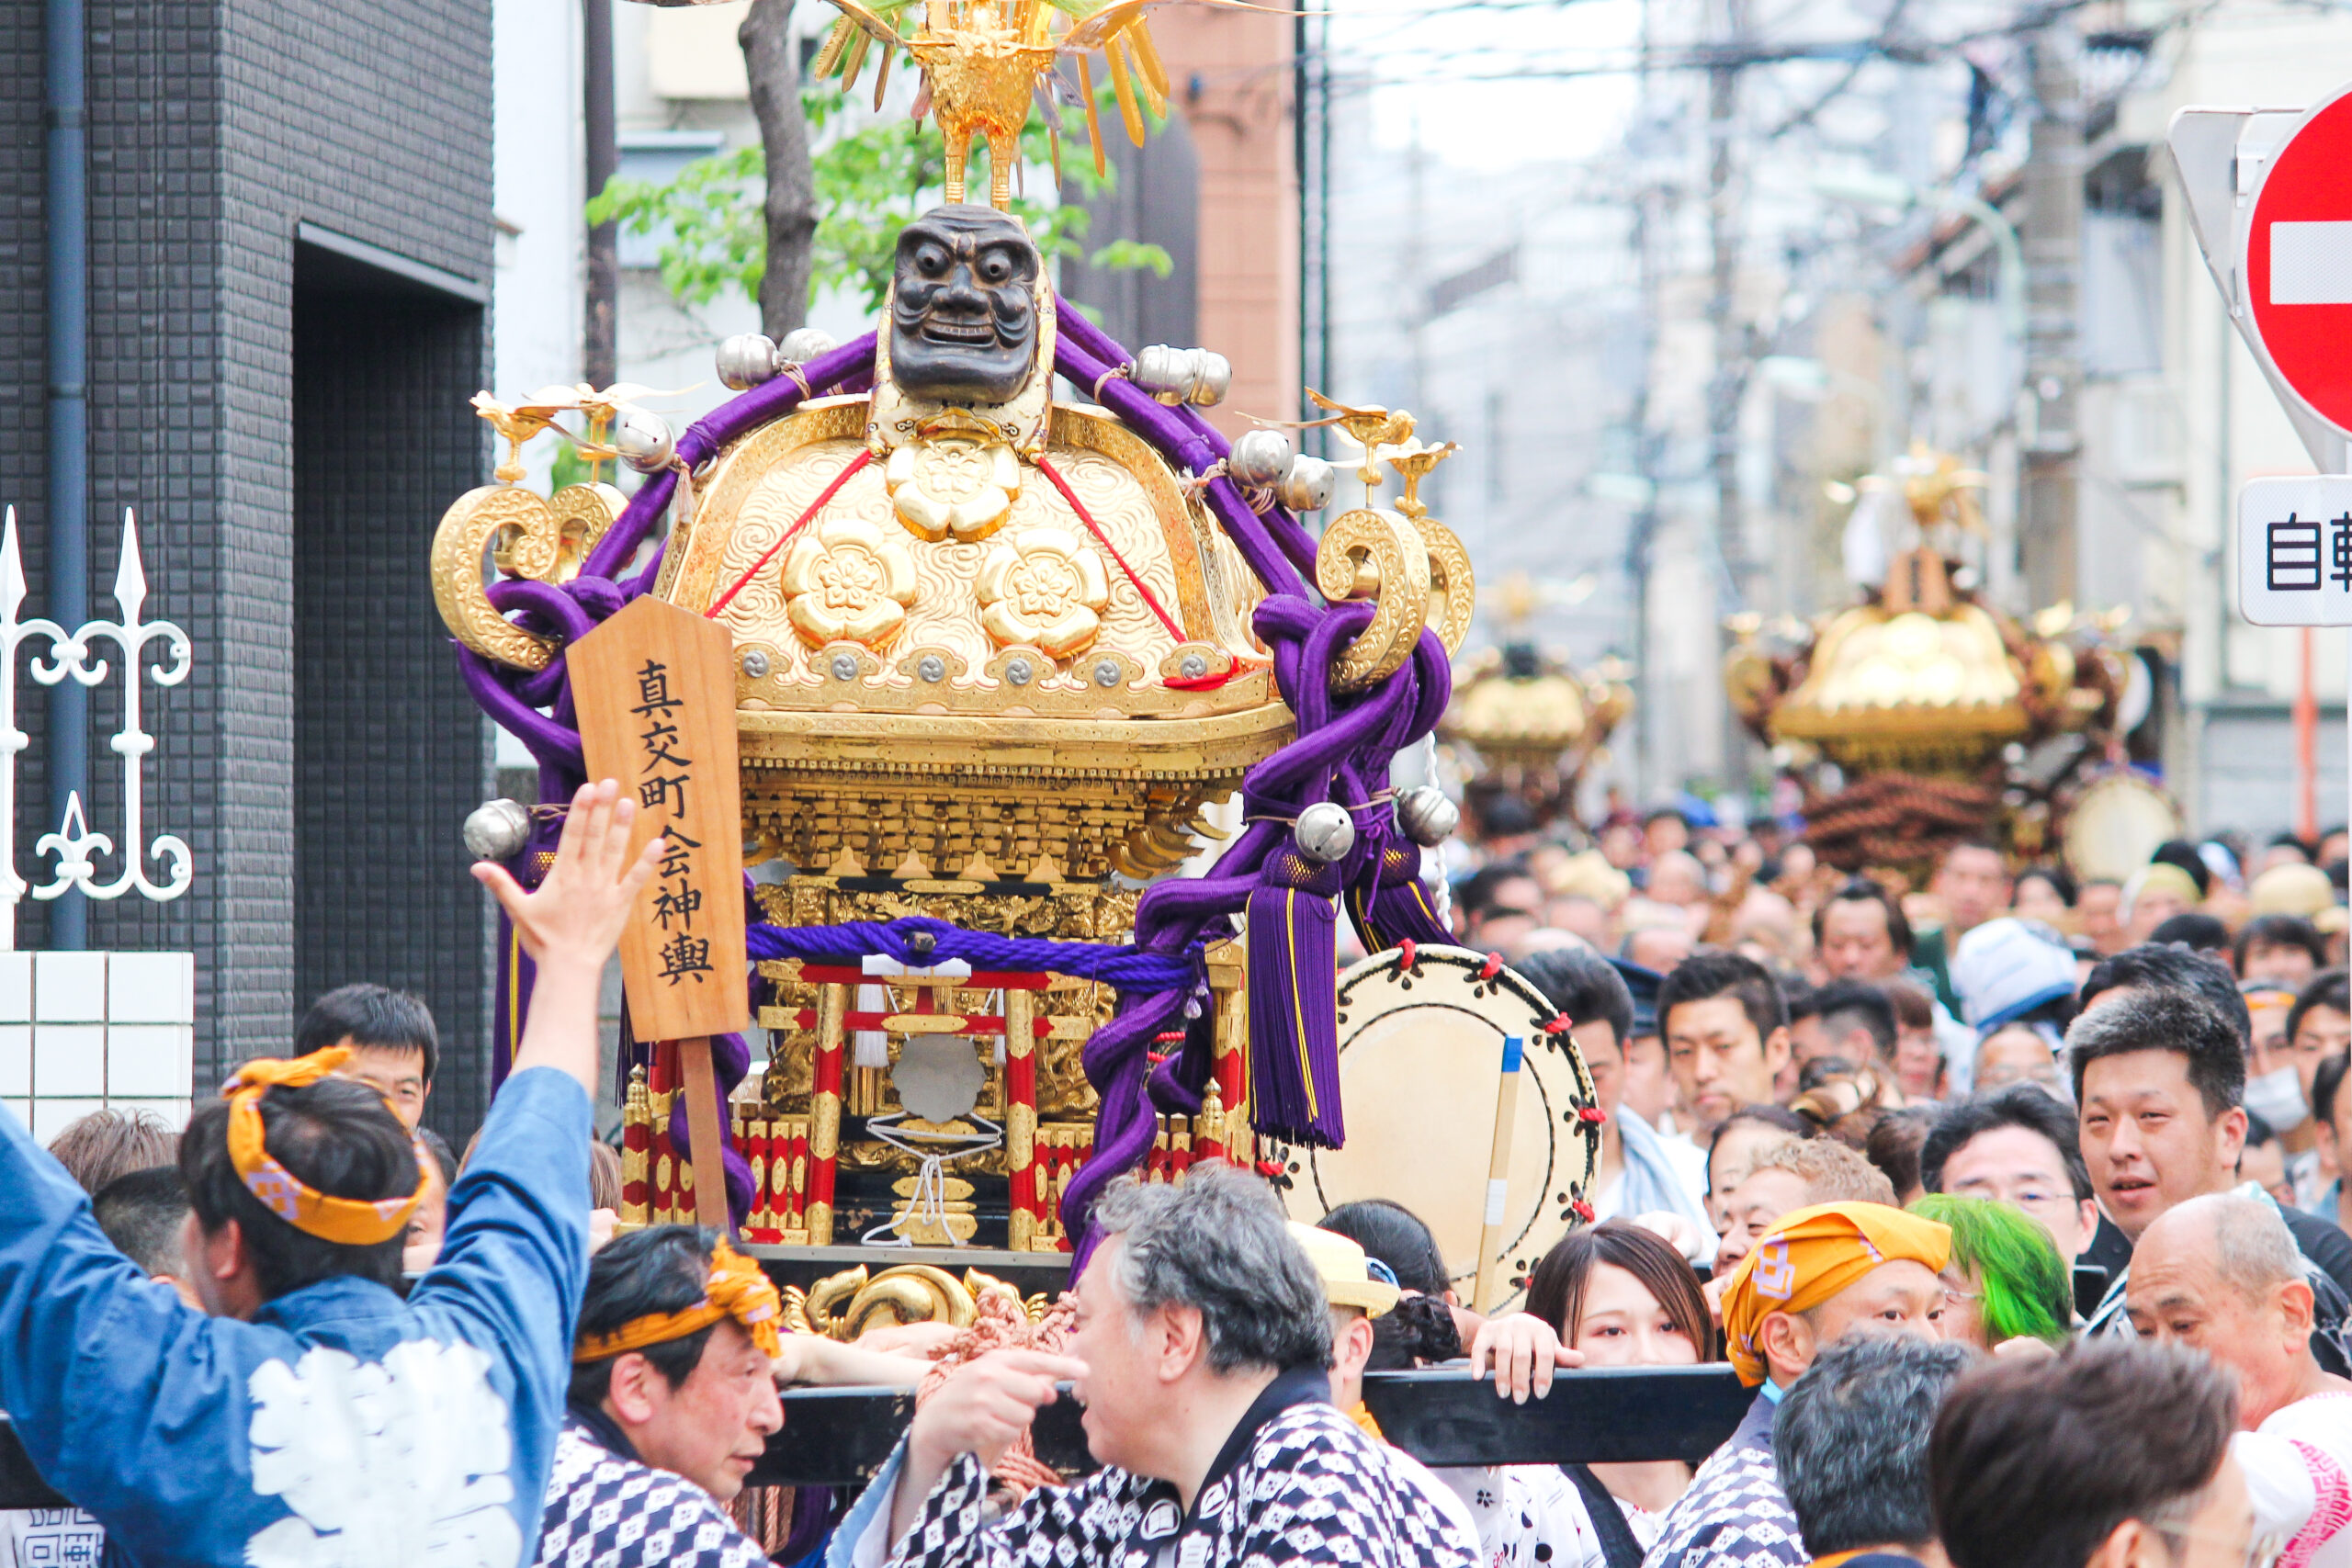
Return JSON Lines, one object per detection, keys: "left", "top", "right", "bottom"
{"left": 2236, "top": 1391, "right": 2352, "bottom": 1567}
{"left": 1433, "top": 1464, "right": 1664, "bottom": 1568}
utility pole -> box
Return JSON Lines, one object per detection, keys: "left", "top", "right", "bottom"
{"left": 1704, "top": 0, "right": 1753, "bottom": 793}
{"left": 1624, "top": 0, "right": 1672, "bottom": 801}
{"left": 2019, "top": 24, "right": 2081, "bottom": 606}
{"left": 46, "top": 0, "right": 88, "bottom": 948}
{"left": 583, "top": 0, "right": 618, "bottom": 389}
{"left": 1407, "top": 114, "right": 1428, "bottom": 417}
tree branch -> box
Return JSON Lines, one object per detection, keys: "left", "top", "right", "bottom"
{"left": 742, "top": 0, "right": 819, "bottom": 337}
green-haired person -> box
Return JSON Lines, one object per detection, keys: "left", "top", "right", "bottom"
{"left": 1909, "top": 1191, "right": 2075, "bottom": 1350}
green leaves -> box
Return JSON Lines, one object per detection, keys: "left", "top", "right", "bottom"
{"left": 586, "top": 88, "right": 1171, "bottom": 320}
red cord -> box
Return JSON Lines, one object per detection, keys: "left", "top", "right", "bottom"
{"left": 1396, "top": 938, "right": 1417, "bottom": 974}
{"left": 1543, "top": 1013, "right": 1572, "bottom": 1034}
{"left": 1478, "top": 953, "right": 1503, "bottom": 980}
{"left": 705, "top": 449, "right": 874, "bottom": 619}
{"left": 1034, "top": 456, "right": 1190, "bottom": 646}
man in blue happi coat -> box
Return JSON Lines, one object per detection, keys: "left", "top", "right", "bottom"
{"left": 0, "top": 779, "right": 664, "bottom": 1568}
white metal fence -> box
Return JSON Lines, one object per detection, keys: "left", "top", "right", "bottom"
{"left": 0, "top": 506, "right": 192, "bottom": 951}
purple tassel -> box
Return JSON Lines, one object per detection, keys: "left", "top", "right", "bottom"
{"left": 1246, "top": 846, "right": 1347, "bottom": 1148}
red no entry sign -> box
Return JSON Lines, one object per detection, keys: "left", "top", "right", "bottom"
{"left": 2248, "top": 84, "right": 2352, "bottom": 436}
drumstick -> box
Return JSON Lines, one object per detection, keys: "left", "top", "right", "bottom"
{"left": 1472, "top": 1034, "right": 1526, "bottom": 1314}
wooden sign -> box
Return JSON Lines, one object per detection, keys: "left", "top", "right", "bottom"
{"left": 572, "top": 597, "right": 750, "bottom": 1231}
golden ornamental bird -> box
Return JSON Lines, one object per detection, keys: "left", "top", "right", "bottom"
{"left": 813, "top": 0, "right": 1294, "bottom": 210}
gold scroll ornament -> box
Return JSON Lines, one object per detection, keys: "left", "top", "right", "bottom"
{"left": 431, "top": 483, "right": 622, "bottom": 672}
{"left": 1304, "top": 396, "right": 1476, "bottom": 691}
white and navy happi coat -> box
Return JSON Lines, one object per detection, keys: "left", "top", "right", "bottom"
{"left": 836, "top": 1366, "right": 1480, "bottom": 1568}
{"left": 1637, "top": 1392, "right": 1804, "bottom": 1568}
{"left": 533, "top": 1408, "right": 770, "bottom": 1568}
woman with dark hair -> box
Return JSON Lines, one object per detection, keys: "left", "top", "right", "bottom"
{"left": 1317, "top": 1198, "right": 1453, "bottom": 1297}
{"left": 1483, "top": 1223, "right": 1717, "bottom": 1567}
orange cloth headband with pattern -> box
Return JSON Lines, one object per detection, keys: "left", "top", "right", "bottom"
{"left": 221, "top": 1047, "right": 430, "bottom": 1247}
{"left": 573, "top": 1237, "right": 786, "bottom": 1364}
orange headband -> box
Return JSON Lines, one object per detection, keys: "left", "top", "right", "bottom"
{"left": 221, "top": 1047, "right": 431, "bottom": 1247}
{"left": 573, "top": 1237, "right": 785, "bottom": 1364}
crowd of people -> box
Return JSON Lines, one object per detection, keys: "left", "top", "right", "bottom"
{"left": 3, "top": 785, "right": 2349, "bottom": 1568}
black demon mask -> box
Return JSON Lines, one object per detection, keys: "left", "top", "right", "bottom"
{"left": 888, "top": 205, "right": 1041, "bottom": 405}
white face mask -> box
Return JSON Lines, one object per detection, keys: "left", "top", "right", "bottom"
{"left": 2245, "top": 1064, "right": 2311, "bottom": 1131}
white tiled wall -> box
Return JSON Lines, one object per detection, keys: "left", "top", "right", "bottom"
{"left": 0, "top": 953, "right": 197, "bottom": 1139}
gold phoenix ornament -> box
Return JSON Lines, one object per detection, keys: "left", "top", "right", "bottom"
{"left": 813, "top": 0, "right": 1292, "bottom": 210}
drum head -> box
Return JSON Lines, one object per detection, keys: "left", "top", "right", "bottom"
{"left": 1272, "top": 944, "right": 1600, "bottom": 1313}
{"left": 2063, "top": 770, "right": 2184, "bottom": 885}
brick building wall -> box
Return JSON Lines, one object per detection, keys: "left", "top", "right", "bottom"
{"left": 0, "top": 0, "right": 498, "bottom": 1142}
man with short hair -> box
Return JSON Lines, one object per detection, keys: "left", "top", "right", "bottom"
{"left": 1786, "top": 980, "right": 1896, "bottom": 1073}
{"left": 2069, "top": 987, "right": 2352, "bottom": 1347}
{"left": 1774, "top": 1334, "right": 1971, "bottom": 1568}
{"left": 1921, "top": 1083, "right": 2117, "bottom": 1277}
{"left": 1930, "top": 1341, "right": 2254, "bottom": 1568}
{"left": 89, "top": 1165, "right": 197, "bottom": 1304}
{"left": 43, "top": 1107, "right": 177, "bottom": 1193}
{"left": 540, "top": 1224, "right": 924, "bottom": 1568}
{"left": 2310, "top": 1053, "right": 2352, "bottom": 1232}
{"left": 1913, "top": 842, "right": 2011, "bottom": 1016}
{"left": 1813, "top": 880, "right": 1913, "bottom": 985}
{"left": 2238, "top": 915, "right": 2328, "bottom": 988}
{"left": 1292, "top": 1222, "right": 1484, "bottom": 1555}
{"left": 1644, "top": 1201, "right": 1951, "bottom": 1568}
{"left": 0, "top": 778, "right": 662, "bottom": 1568}
{"left": 1519, "top": 948, "right": 1712, "bottom": 1251}
{"left": 297, "top": 981, "right": 441, "bottom": 1132}
{"left": 2077, "top": 942, "right": 2251, "bottom": 1041}
{"left": 1712, "top": 1137, "right": 1896, "bottom": 1280}
{"left": 832, "top": 1166, "right": 1477, "bottom": 1568}
{"left": 2290, "top": 970, "right": 2352, "bottom": 1134}
{"left": 1660, "top": 953, "right": 1792, "bottom": 1139}
{"left": 2128, "top": 1193, "right": 2352, "bottom": 1568}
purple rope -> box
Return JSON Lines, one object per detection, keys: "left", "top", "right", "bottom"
{"left": 1053, "top": 307, "right": 1322, "bottom": 587}
{"left": 745, "top": 917, "right": 1201, "bottom": 991}
{"left": 580, "top": 335, "right": 881, "bottom": 581}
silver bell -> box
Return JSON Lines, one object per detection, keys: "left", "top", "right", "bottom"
{"left": 1276, "top": 456, "right": 1336, "bottom": 513}
{"left": 1133, "top": 344, "right": 1197, "bottom": 404}
{"left": 613, "top": 407, "right": 675, "bottom": 474}
{"left": 716, "top": 333, "right": 779, "bottom": 391}
{"left": 463, "top": 798, "right": 533, "bottom": 863}
{"left": 1188, "top": 351, "right": 1232, "bottom": 407}
{"left": 1228, "top": 429, "right": 1295, "bottom": 490}
{"left": 778, "top": 326, "right": 838, "bottom": 366}
{"left": 1396, "top": 785, "right": 1460, "bottom": 848}
{"left": 1294, "top": 801, "right": 1357, "bottom": 863}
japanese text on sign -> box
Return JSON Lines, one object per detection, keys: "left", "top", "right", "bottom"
{"left": 630, "top": 660, "right": 713, "bottom": 988}
{"left": 2237, "top": 479, "right": 2352, "bottom": 626}
{"left": 571, "top": 596, "right": 749, "bottom": 1042}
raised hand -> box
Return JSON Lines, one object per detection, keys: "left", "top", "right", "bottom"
{"left": 477, "top": 779, "right": 664, "bottom": 1093}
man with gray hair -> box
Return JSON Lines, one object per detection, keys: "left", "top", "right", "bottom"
{"left": 1774, "top": 1334, "right": 1972, "bottom": 1567}
{"left": 829, "top": 1166, "right": 1478, "bottom": 1568}
{"left": 2129, "top": 1191, "right": 2352, "bottom": 1567}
